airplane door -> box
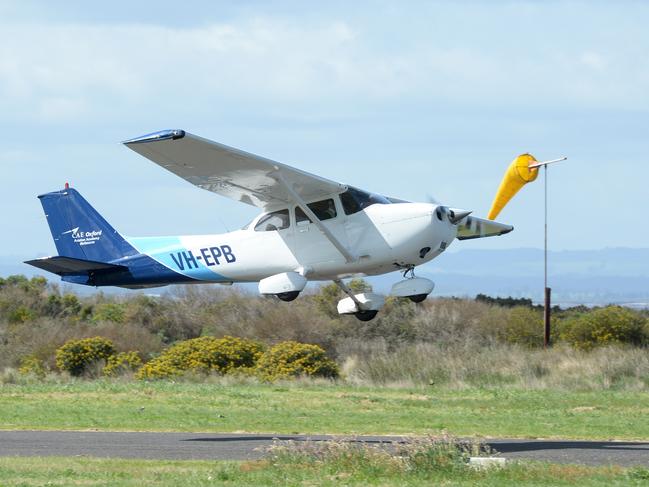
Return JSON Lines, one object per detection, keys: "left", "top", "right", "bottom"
{"left": 288, "top": 197, "right": 349, "bottom": 267}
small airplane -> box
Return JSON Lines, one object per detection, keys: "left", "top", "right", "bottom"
{"left": 26, "top": 129, "right": 514, "bottom": 321}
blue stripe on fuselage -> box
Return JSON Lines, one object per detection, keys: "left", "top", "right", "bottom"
{"left": 62, "top": 252, "right": 198, "bottom": 287}
{"left": 126, "top": 236, "right": 230, "bottom": 282}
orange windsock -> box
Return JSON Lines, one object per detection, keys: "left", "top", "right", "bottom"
{"left": 487, "top": 153, "right": 539, "bottom": 220}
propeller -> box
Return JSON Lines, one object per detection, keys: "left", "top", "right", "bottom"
{"left": 426, "top": 194, "right": 440, "bottom": 205}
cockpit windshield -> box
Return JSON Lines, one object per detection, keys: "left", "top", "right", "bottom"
{"left": 340, "top": 186, "right": 391, "bottom": 215}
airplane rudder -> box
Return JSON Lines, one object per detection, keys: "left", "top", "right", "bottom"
{"left": 37, "top": 187, "right": 135, "bottom": 261}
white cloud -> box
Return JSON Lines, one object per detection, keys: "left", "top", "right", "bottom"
{"left": 1, "top": 8, "right": 648, "bottom": 127}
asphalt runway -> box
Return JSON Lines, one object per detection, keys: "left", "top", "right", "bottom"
{"left": 1, "top": 431, "right": 649, "bottom": 466}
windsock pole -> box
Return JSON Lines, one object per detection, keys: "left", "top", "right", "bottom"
{"left": 534, "top": 157, "right": 566, "bottom": 349}
{"left": 544, "top": 165, "right": 551, "bottom": 348}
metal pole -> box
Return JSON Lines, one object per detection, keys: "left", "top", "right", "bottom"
{"left": 544, "top": 164, "right": 551, "bottom": 348}
{"left": 544, "top": 165, "right": 547, "bottom": 291}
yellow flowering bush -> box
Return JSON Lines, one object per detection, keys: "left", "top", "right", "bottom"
{"left": 18, "top": 355, "right": 46, "bottom": 378}
{"left": 256, "top": 341, "right": 339, "bottom": 381}
{"left": 136, "top": 336, "right": 264, "bottom": 380}
{"left": 103, "top": 351, "right": 143, "bottom": 377}
{"left": 559, "top": 306, "right": 648, "bottom": 350}
{"left": 55, "top": 336, "right": 116, "bottom": 376}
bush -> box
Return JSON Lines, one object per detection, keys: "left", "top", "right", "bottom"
{"left": 55, "top": 337, "right": 116, "bottom": 376}
{"left": 136, "top": 336, "right": 264, "bottom": 380}
{"left": 103, "top": 351, "right": 143, "bottom": 377}
{"left": 499, "top": 306, "right": 545, "bottom": 347}
{"left": 18, "top": 355, "right": 46, "bottom": 378}
{"left": 559, "top": 306, "right": 648, "bottom": 350}
{"left": 91, "top": 302, "right": 126, "bottom": 323}
{"left": 256, "top": 341, "right": 339, "bottom": 381}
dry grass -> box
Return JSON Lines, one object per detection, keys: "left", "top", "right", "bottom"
{"left": 340, "top": 340, "right": 649, "bottom": 390}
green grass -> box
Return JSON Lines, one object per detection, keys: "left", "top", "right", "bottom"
{"left": 0, "top": 456, "right": 645, "bottom": 486}
{"left": 2, "top": 380, "right": 649, "bottom": 439}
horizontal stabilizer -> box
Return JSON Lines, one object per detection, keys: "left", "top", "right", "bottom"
{"left": 456, "top": 216, "right": 513, "bottom": 240}
{"left": 24, "top": 256, "right": 127, "bottom": 276}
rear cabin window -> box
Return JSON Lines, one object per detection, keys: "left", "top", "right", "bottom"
{"left": 254, "top": 209, "right": 290, "bottom": 231}
{"left": 295, "top": 198, "right": 337, "bottom": 224}
{"left": 340, "top": 187, "right": 391, "bottom": 215}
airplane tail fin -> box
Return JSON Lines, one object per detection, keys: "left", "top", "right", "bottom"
{"left": 37, "top": 187, "right": 137, "bottom": 262}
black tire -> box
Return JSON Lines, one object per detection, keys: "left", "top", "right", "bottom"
{"left": 408, "top": 294, "right": 428, "bottom": 303}
{"left": 354, "top": 310, "right": 378, "bottom": 321}
{"left": 277, "top": 291, "right": 300, "bottom": 302}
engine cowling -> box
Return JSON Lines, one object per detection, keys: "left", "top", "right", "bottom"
{"left": 258, "top": 272, "right": 307, "bottom": 301}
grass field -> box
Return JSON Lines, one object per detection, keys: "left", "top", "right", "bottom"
{"left": 1, "top": 380, "right": 649, "bottom": 440}
{"left": 0, "top": 455, "right": 647, "bottom": 486}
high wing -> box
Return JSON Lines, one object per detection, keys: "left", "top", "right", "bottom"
{"left": 456, "top": 216, "right": 513, "bottom": 240}
{"left": 123, "top": 130, "right": 346, "bottom": 210}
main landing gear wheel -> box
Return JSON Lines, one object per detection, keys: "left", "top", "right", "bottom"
{"left": 354, "top": 310, "right": 378, "bottom": 321}
{"left": 408, "top": 294, "right": 428, "bottom": 303}
{"left": 277, "top": 291, "right": 300, "bottom": 302}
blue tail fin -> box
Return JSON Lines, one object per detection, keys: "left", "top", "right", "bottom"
{"left": 38, "top": 188, "right": 138, "bottom": 262}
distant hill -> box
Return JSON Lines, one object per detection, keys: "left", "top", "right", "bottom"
{"left": 4, "top": 249, "right": 649, "bottom": 306}
{"left": 390, "top": 247, "right": 649, "bottom": 306}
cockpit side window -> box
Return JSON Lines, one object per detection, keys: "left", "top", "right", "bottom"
{"left": 295, "top": 198, "right": 337, "bottom": 223}
{"left": 340, "top": 187, "right": 391, "bottom": 215}
{"left": 254, "top": 209, "right": 290, "bottom": 231}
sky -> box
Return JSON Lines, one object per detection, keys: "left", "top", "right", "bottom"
{"left": 1, "top": 0, "right": 648, "bottom": 261}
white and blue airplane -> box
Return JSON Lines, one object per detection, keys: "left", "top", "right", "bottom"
{"left": 26, "top": 129, "right": 513, "bottom": 321}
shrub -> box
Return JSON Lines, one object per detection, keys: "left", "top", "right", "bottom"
{"left": 8, "top": 306, "right": 36, "bottom": 324}
{"left": 55, "top": 336, "right": 116, "bottom": 376}
{"left": 18, "top": 355, "right": 46, "bottom": 378}
{"left": 256, "top": 341, "right": 339, "bottom": 381}
{"left": 559, "top": 306, "right": 648, "bottom": 350}
{"left": 91, "top": 302, "right": 126, "bottom": 323}
{"left": 103, "top": 351, "right": 143, "bottom": 377}
{"left": 136, "top": 336, "right": 264, "bottom": 380}
{"left": 499, "top": 306, "right": 545, "bottom": 347}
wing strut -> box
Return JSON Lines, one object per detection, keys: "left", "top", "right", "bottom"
{"left": 272, "top": 170, "right": 356, "bottom": 263}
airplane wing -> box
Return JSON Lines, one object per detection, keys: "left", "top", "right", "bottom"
{"left": 123, "top": 130, "right": 346, "bottom": 209}
{"left": 456, "top": 216, "right": 513, "bottom": 240}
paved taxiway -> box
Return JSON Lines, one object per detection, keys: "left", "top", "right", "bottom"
{"left": 1, "top": 431, "right": 648, "bottom": 466}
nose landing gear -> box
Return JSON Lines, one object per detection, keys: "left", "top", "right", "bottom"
{"left": 391, "top": 266, "right": 435, "bottom": 303}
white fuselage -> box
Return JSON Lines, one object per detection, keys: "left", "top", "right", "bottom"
{"left": 127, "top": 201, "right": 458, "bottom": 283}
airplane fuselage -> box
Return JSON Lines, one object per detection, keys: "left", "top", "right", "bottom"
{"left": 62, "top": 201, "right": 457, "bottom": 288}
